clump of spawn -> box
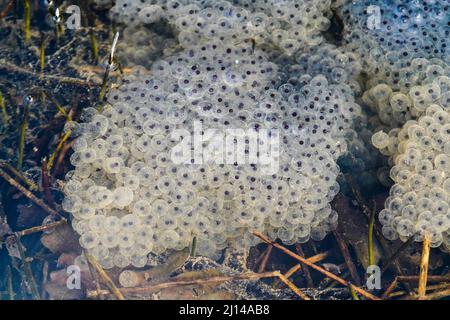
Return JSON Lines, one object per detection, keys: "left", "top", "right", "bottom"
{"left": 116, "top": 26, "right": 177, "bottom": 69}
{"left": 336, "top": 0, "right": 450, "bottom": 130}
{"left": 61, "top": 2, "right": 365, "bottom": 268}
{"left": 342, "top": 1, "right": 450, "bottom": 249}
{"left": 278, "top": 42, "right": 384, "bottom": 189}
{"left": 109, "top": 0, "right": 335, "bottom": 55}
{"left": 371, "top": 77, "right": 450, "bottom": 249}
{"left": 338, "top": 0, "right": 449, "bottom": 67}
{"left": 363, "top": 63, "right": 450, "bottom": 131}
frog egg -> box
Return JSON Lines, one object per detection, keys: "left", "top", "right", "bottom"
{"left": 382, "top": 225, "right": 399, "bottom": 241}
{"left": 70, "top": 152, "right": 83, "bottom": 167}
{"left": 117, "top": 231, "right": 135, "bottom": 249}
{"left": 417, "top": 196, "right": 434, "bottom": 212}
{"left": 310, "top": 227, "right": 327, "bottom": 241}
{"left": 418, "top": 209, "right": 433, "bottom": 223}
{"left": 137, "top": 167, "right": 156, "bottom": 187}
{"left": 425, "top": 170, "right": 444, "bottom": 186}
{"left": 277, "top": 227, "right": 295, "bottom": 243}
{"left": 103, "top": 218, "right": 120, "bottom": 238}
{"left": 150, "top": 134, "right": 167, "bottom": 151}
{"left": 130, "top": 254, "right": 149, "bottom": 268}
{"left": 150, "top": 199, "right": 168, "bottom": 216}
{"left": 77, "top": 147, "right": 97, "bottom": 164}
{"left": 390, "top": 93, "right": 412, "bottom": 113}
{"left": 430, "top": 215, "right": 450, "bottom": 232}
{"left": 160, "top": 230, "right": 180, "bottom": 249}
{"left": 396, "top": 219, "right": 415, "bottom": 237}
{"left": 62, "top": 195, "right": 82, "bottom": 213}
{"left": 112, "top": 187, "right": 134, "bottom": 207}
{"left": 434, "top": 154, "right": 450, "bottom": 171}
{"left": 76, "top": 204, "right": 96, "bottom": 220}
{"left": 80, "top": 231, "right": 100, "bottom": 250}
{"left": 106, "top": 134, "right": 124, "bottom": 151}
{"left": 120, "top": 214, "right": 140, "bottom": 232}
{"left": 93, "top": 189, "right": 113, "bottom": 208}
{"left": 113, "top": 253, "right": 131, "bottom": 268}
{"left": 88, "top": 215, "right": 106, "bottom": 232}
{"left": 90, "top": 114, "right": 109, "bottom": 136}
{"left": 440, "top": 177, "right": 450, "bottom": 193}
{"left": 138, "top": 5, "right": 163, "bottom": 24}
{"left": 122, "top": 174, "right": 140, "bottom": 190}
{"left": 92, "top": 138, "right": 108, "bottom": 156}
{"left": 99, "top": 232, "right": 120, "bottom": 248}
{"left": 135, "top": 226, "right": 154, "bottom": 247}
{"left": 378, "top": 208, "right": 394, "bottom": 225}
{"left": 73, "top": 137, "right": 88, "bottom": 152}
{"left": 403, "top": 189, "right": 418, "bottom": 204}
{"left": 72, "top": 219, "right": 90, "bottom": 234}
{"left": 415, "top": 160, "right": 433, "bottom": 176}
{"left": 160, "top": 213, "right": 178, "bottom": 229}
{"left": 103, "top": 157, "right": 124, "bottom": 174}
{"left": 118, "top": 270, "right": 140, "bottom": 288}
{"left": 132, "top": 200, "right": 151, "bottom": 216}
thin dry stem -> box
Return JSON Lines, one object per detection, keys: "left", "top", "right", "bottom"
{"left": 15, "top": 220, "right": 67, "bottom": 237}
{"left": 257, "top": 244, "right": 272, "bottom": 273}
{"left": 277, "top": 274, "right": 310, "bottom": 300}
{"left": 418, "top": 236, "right": 431, "bottom": 299}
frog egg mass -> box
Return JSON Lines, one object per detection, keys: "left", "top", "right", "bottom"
{"left": 59, "top": 0, "right": 450, "bottom": 269}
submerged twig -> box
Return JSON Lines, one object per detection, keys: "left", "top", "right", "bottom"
{"left": 418, "top": 236, "right": 431, "bottom": 299}
{"left": 283, "top": 251, "right": 330, "bottom": 280}
{"left": 17, "top": 100, "right": 29, "bottom": 170}
{"left": 87, "top": 271, "right": 281, "bottom": 299}
{"left": 0, "top": 59, "right": 96, "bottom": 86}
{"left": 277, "top": 274, "right": 310, "bottom": 300}
{"left": 41, "top": 157, "right": 54, "bottom": 205}
{"left": 421, "top": 288, "right": 450, "bottom": 300}
{"left": 39, "top": 33, "right": 46, "bottom": 77}
{"left": 6, "top": 265, "right": 14, "bottom": 300}
{"left": 84, "top": 251, "right": 105, "bottom": 300}
{"left": 257, "top": 244, "right": 272, "bottom": 273}
{"left": 41, "top": 261, "right": 49, "bottom": 299}
{"left": 348, "top": 283, "right": 360, "bottom": 300}
{"left": 381, "top": 234, "right": 416, "bottom": 275}
{"left": 294, "top": 244, "right": 313, "bottom": 288}
{"left": 15, "top": 218, "right": 66, "bottom": 237}
{"left": 89, "top": 28, "right": 99, "bottom": 64}
{"left": 382, "top": 275, "right": 450, "bottom": 299}
{"left": 0, "top": 0, "right": 14, "bottom": 19}
{"left": 333, "top": 230, "right": 361, "bottom": 286}
{"left": 0, "top": 160, "right": 38, "bottom": 191}
{"left": 47, "top": 131, "right": 71, "bottom": 172}
{"left": 52, "top": 139, "right": 73, "bottom": 176}
{"left": 0, "top": 168, "right": 65, "bottom": 219}
{"left": 15, "top": 235, "right": 40, "bottom": 299}
{"left": 253, "top": 231, "right": 380, "bottom": 300}
{"left": 85, "top": 253, "right": 125, "bottom": 300}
